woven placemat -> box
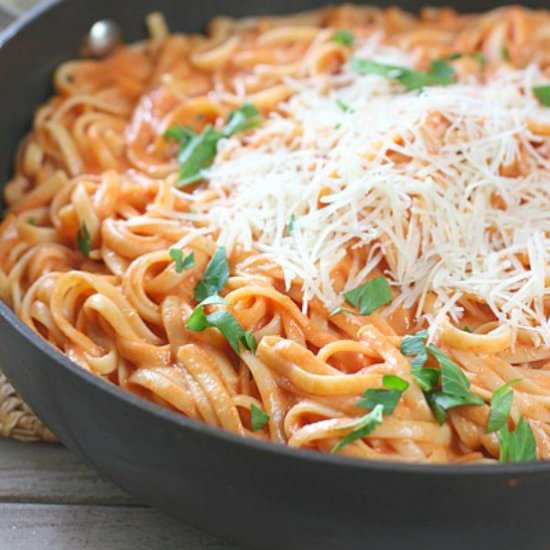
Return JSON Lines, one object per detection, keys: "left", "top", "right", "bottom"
{"left": 0, "top": 1, "right": 55, "bottom": 444}
{"left": 0, "top": 371, "right": 56, "bottom": 442}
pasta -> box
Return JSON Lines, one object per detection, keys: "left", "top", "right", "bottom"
{"left": 4, "top": 4, "right": 550, "bottom": 464}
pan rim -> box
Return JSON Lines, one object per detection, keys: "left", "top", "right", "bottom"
{"left": 1, "top": 0, "right": 550, "bottom": 478}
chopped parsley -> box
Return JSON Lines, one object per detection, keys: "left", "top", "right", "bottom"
{"left": 533, "top": 85, "right": 550, "bottom": 107}
{"left": 164, "top": 126, "right": 196, "bottom": 147}
{"left": 224, "top": 102, "right": 262, "bottom": 136}
{"left": 336, "top": 98, "right": 353, "bottom": 113}
{"left": 287, "top": 214, "right": 296, "bottom": 235}
{"left": 165, "top": 102, "right": 261, "bottom": 186}
{"left": 498, "top": 417, "right": 537, "bottom": 463}
{"left": 400, "top": 332, "right": 484, "bottom": 423}
{"left": 194, "top": 247, "right": 229, "bottom": 302}
{"left": 357, "top": 375, "right": 409, "bottom": 415}
{"left": 250, "top": 404, "right": 270, "bottom": 431}
{"left": 487, "top": 380, "right": 520, "bottom": 434}
{"left": 186, "top": 296, "right": 256, "bottom": 356}
{"left": 76, "top": 223, "right": 91, "bottom": 258}
{"left": 331, "top": 29, "right": 355, "bottom": 46}
{"left": 343, "top": 276, "right": 393, "bottom": 316}
{"left": 501, "top": 45, "right": 511, "bottom": 62}
{"left": 351, "top": 57, "right": 455, "bottom": 90}
{"left": 445, "top": 52, "right": 486, "bottom": 65}
{"left": 169, "top": 249, "right": 195, "bottom": 273}
{"left": 471, "top": 52, "right": 486, "bottom": 65}
{"left": 331, "top": 404, "right": 384, "bottom": 454}
{"left": 333, "top": 375, "right": 408, "bottom": 453}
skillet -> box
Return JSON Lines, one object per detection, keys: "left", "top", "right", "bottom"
{"left": 1, "top": 1, "right": 550, "bottom": 548}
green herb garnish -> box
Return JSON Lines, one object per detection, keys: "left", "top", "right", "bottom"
{"left": 76, "top": 223, "right": 91, "bottom": 258}
{"left": 164, "top": 126, "right": 197, "bottom": 147}
{"left": 331, "top": 403, "right": 384, "bottom": 453}
{"left": 177, "top": 126, "right": 222, "bottom": 186}
{"left": 471, "top": 52, "right": 486, "bottom": 65}
{"left": 336, "top": 98, "right": 352, "bottom": 113}
{"left": 487, "top": 380, "right": 520, "bottom": 434}
{"left": 400, "top": 333, "right": 484, "bottom": 423}
{"left": 169, "top": 249, "right": 195, "bottom": 274}
{"left": 400, "top": 331, "right": 429, "bottom": 369}
{"left": 224, "top": 102, "right": 262, "bottom": 136}
{"left": 250, "top": 404, "right": 270, "bottom": 431}
{"left": 194, "top": 247, "right": 229, "bottom": 302}
{"left": 501, "top": 45, "right": 511, "bottom": 62}
{"left": 332, "top": 29, "right": 355, "bottom": 46}
{"left": 166, "top": 103, "right": 261, "bottom": 186}
{"left": 533, "top": 85, "right": 550, "bottom": 107}
{"left": 343, "top": 276, "right": 393, "bottom": 316}
{"left": 498, "top": 417, "right": 537, "bottom": 463}
{"left": 351, "top": 57, "right": 455, "bottom": 90}
{"left": 287, "top": 214, "right": 296, "bottom": 235}
{"left": 186, "top": 297, "right": 256, "bottom": 356}
{"left": 357, "top": 375, "right": 409, "bottom": 415}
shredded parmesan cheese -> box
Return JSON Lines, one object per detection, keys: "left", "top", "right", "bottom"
{"left": 206, "top": 39, "right": 550, "bottom": 344}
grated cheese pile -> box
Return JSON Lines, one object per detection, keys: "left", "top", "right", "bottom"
{"left": 206, "top": 39, "right": 550, "bottom": 343}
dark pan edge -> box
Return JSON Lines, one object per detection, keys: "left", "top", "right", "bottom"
{"left": 0, "top": 0, "right": 60, "bottom": 47}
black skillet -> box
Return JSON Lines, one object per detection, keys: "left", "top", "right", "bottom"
{"left": 1, "top": 1, "right": 549, "bottom": 549}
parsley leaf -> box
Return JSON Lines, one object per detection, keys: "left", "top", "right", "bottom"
{"left": 186, "top": 299, "right": 256, "bottom": 356}
{"left": 426, "top": 345, "right": 472, "bottom": 396}
{"left": 164, "top": 126, "right": 197, "bottom": 147}
{"left": 287, "top": 214, "right": 296, "bottom": 235}
{"left": 498, "top": 417, "right": 537, "bottom": 463}
{"left": 194, "top": 247, "right": 229, "bottom": 302}
{"left": 351, "top": 57, "right": 455, "bottom": 90}
{"left": 382, "top": 374, "right": 409, "bottom": 392}
{"left": 169, "top": 249, "right": 195, "bottom": 273}
{"left": 343, "top": 276, "right": 393, "bottom": 315}
{"left": 401, "top": 333, "right": 483, "bottom": 423}
{"left": 400, "top": 331, "right": 428, "bottom": 369}
{"left": 332, "top": 29, "right": 355, "bottom": 46}
{"left": 487, "top": 380, "right": 520, "bottom": 434}
{"left": 242, "top": 331, "right": 258, "bottom": 354}
{"left": 224, "top": 102, "right": 261, "bottom": 136}
{"left": 177, "top": 126, "right": 222, "bottom": 186}
{"left": 76, "top": 223, "right": 91, "bottom": 258}
{"left": 471, "top": 52, "right": 486, "bottom": 65}
{"left": 533, "top": 85, "right": 550, "bottom": 107}
{"left": 400, "top": 332, "right": 439, "bottom": 391}
{"left": 425, "top": 345, "right": 483, "bottom": 423}
{"left": 430, "top": 392, "right": 485, "bottom": 411}
{"left": 501, "top": 45, "right": 511, "bottom": 62}
{"left": 166, "top": 103, "right": 261, "bottom": 186}
{"left": 357, "top": 375, "right": 409, "bottom": 415}
{"left": 336, "top": 98, "right": 353, "bottom": 113}
{"left": 250, "top": 404, "right": 270, "bottom": 431}
{"left": 429, "top": 59, "right": 454, "bottom": 81}
{"left": 331, "top": 403, "right": 384, "bottom": 454}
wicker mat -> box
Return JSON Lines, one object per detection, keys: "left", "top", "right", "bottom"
{"left": 0, "top": 371, "right": 56, "bottom": 442}
{"left": 0, "top": 5, "right": 52, "bottom": 443}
